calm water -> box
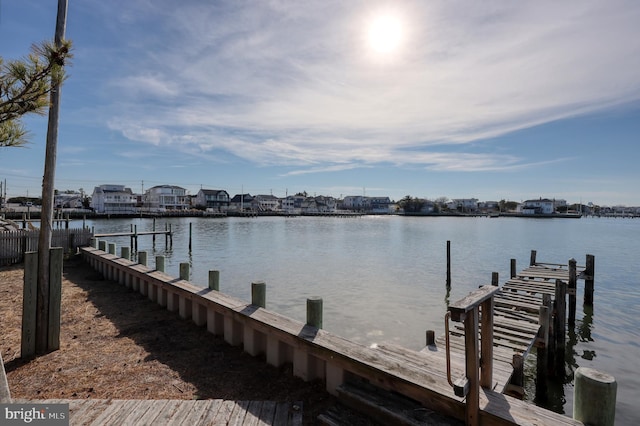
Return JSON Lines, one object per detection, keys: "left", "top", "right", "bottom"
{"left": 87, "top": 215, "right": 639, "bottom": 424}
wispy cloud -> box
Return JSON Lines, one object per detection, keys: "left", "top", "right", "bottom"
{"left": 91, "top": 0, "right": 640, "bottom": 173}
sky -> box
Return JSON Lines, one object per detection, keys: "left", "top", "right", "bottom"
{"left": 1, "top": 0, "right": 639, "bottom": 206}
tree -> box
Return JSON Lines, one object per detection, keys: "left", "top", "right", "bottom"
{"left": 0, "top": 40, "right": 72, "bottom": 147}
{"left": 36, "top": 0, "right": 71, "bottom": 355}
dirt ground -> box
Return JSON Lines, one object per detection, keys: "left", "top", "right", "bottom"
{"left": 0, "top": 256, "right": 347, "bottom": 424}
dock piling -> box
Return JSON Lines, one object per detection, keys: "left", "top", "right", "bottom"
{"left": 446, "top": 241, "right": 451, "bottom": 287}
{"left": 306, "top": 297, "right": 323, "bottom": 329}
{"left": 491, "top": 272, "right": 499, "bottom": 286}
{"left": 510, "top": 258, "right": 516, "bottom": 278}
{"left": 552, "top": 279, "right": 567, "bottom": 376}
{"left": 426, "top": 330, "right": 435, "bottom": 346}
{"left": 251, "top": 281, "right": 266, "bottom": 308}
{"left": 156, "top": 255, "right": 165, "bottom": 272}
{"left": 179, "top": 263, "right": 190, "bottom": 280}
{"left": 585, "top": 254, "right": 595, "bottom": 305}
{"left": 209, "top": 270, "right": 220, "bottom": 291}
{"left": 573, "top": 367, "right": 617, "bottom": 426}
{"left": 138, "top": 251, "right": 147, "bottom": 267}
{"left": 530, "top": 250, "right": 537, "bottom": 266}
{"left": 568, "top": 258, "right": 577, "bottom": 326}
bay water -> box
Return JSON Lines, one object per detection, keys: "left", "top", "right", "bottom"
{"left": 87, "top": 215, "right": 639, "bottom": 423}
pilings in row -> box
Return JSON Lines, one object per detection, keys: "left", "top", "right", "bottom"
{"left": 88, "top": 240, "right": 328, "bottom": 384}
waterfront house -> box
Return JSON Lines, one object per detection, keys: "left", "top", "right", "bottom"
{"left": 90, "top": 184, "right": 137, "bottom": 214}
{"left": 228, "top": 194, "right": 254, "bottom": 212}
{"left": 368, "top": 196, "right": 391, "bottom": 214}
{"left": 254, "top": 194, "right": 280, "bottom": 212}
{"left": 194, "top": 189, "right": 230, "bottom": 211}
{"left": 520, "top": 198, "right": 557, "bottom": 215}
{"left": 281, "top": 194, "right": 306, "bottom": 214}
{"left": 448, "top": 198, "right": 479, "bottom": 212}
{"left": 342, "top": 195, "right": 366, "bottom": 211}
{"left": 55, "top": 191, "right": 84, "bottom": 209}
{"left": 301, "top": 196, "right": 337, "bottom": 213}
{"left": 144, "top": 185, "right": 190, "bottom": 212}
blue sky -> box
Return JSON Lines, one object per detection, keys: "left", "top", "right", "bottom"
{"left": 1, "top": 0, "right": 639, "bottom": 205}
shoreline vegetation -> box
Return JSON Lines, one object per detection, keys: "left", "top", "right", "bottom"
{"left": 0, "top": 257, "right": 346, "bottom": 424}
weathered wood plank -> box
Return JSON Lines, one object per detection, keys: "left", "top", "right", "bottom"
{"left": 212, "top": 400, "right": 237, "bottom": 424}
{"left": 88, "top": 399, "right": 140, "bottom": 426}
{"left": 141, "top": 399, "right": 182, "bottom": 424}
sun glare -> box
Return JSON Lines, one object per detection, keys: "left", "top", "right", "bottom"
{"left": 367, "top": 14, "right": 404, "bottom": 54}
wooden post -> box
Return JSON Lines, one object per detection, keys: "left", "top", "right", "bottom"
{"left": 491, "top": 272, "right": 499, "bottom": 286}
{"left": 464, "top": 307, "right": 480, "bottom": 426}
{"left": 21, "top": 252, "right": 38, "bottom": 358}
{"left": 134, "top": 224, "right": 138, "bottom": 252}
{"left": 480, "top": 297, "right": 494, "bottom": 389}
{"left": 152, "top": 218, "right": 156, "bottom": 245}
{"left": 446, "top": 240, "right": 451, "bottom": 287}
{"left": 511, "top": 354, "right": 524, "bottom": 393}
{"left": 251, "top": 281, "right": 266, "bottom": 308}
{"left": 47, "top": 247, "right": 63, "bottom": 351}
{"left": 156, "top": 255, "right": 165, "bottom": 272}
{"left": 573, "top": 367, "right": 617, "bottom": 426}
{"left": 209, "top": 270, "right": 220, "bottom": 291}
{"left": 568, "top": 258, "right": 577, "bottom": 326}
{"left": 189, "top": 222, "right": 192, "bottom": 251}
{"left": 121, "top": 247, "right": 130, "bottom": 261}
{"left": 584, "top": 254, "right": 595, "bottom": 306}
{"left": 536, "top": 302, "right": 550, "bottom": 402}
{"left": 553, "top": 279, "right": 566, "bottom": 376}
{"left": 306, "top": 297, "right": 323, "bottom": 329}
{"left": 530, "top": 249, "right": 537, "bottom": 266}
{"left": 426, "top": 330, "right": 435, "bottom": 346}
{"left": 138, "top": 251, "right": 147, "bottom": 266}
{"left": 179, "top": 262, "right": 190, "bottom": 280}
{"left": 510, "top": 258, "right": 516, "bottom": 278}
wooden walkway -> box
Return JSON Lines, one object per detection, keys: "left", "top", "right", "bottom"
{"left": 14, "top": 399, "right": 302, "bottom": 425}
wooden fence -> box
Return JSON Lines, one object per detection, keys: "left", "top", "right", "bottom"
{"left": 0, "top": 228, "right": 93, "bottom": 266}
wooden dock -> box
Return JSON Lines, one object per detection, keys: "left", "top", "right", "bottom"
{"left": 13, "top": 399, "right": 302, "bottom": 425}
{"left": 435, "top": 251, "right": 595, "bottom": 403}
{"left": 77, "top": 244, "right": 591, "bottom": 425}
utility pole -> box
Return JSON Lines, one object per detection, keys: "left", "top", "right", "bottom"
{"left": 36, "top": 0, "right": 68, "bottom": 354}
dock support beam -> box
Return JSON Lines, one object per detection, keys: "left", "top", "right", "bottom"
{"left": 584, "top": 254, "right": 595, "bottom": 305}
{"left": 568, "top": 258, "right": 577, "bottom": 326}
{"left": 552, "top": 279, "right": 566, "bottom": 377}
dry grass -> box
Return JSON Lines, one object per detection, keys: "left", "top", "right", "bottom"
{"left": 0, "top": 256, "right": 338, "bottom": 424}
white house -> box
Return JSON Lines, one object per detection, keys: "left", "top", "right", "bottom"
{"left": 520, "top": 198, "right": 556, "bottom": 215}
{"left": 90, "top": 185, "right": 137, "bottom": 214}
{"left": 254, "top": 194, "right": 280, "bottom": 212}
{"left": 145, "top": 185, "right": 190, "bottom": 212}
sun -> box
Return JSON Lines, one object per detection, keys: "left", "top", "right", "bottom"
{"left": 367, "top": 14, "right": 404, "bottom": 54}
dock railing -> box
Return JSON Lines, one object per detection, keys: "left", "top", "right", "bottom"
{"left": 446, "top": 285, "right": 500, "bottom": 426}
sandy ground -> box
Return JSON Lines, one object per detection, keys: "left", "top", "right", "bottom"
{"left": 0, "top": 256, "right": 346, "bottom": 424}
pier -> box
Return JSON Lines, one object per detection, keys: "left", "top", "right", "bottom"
{"left": 61, "top": 241, "right": 612, "bottom": 425}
